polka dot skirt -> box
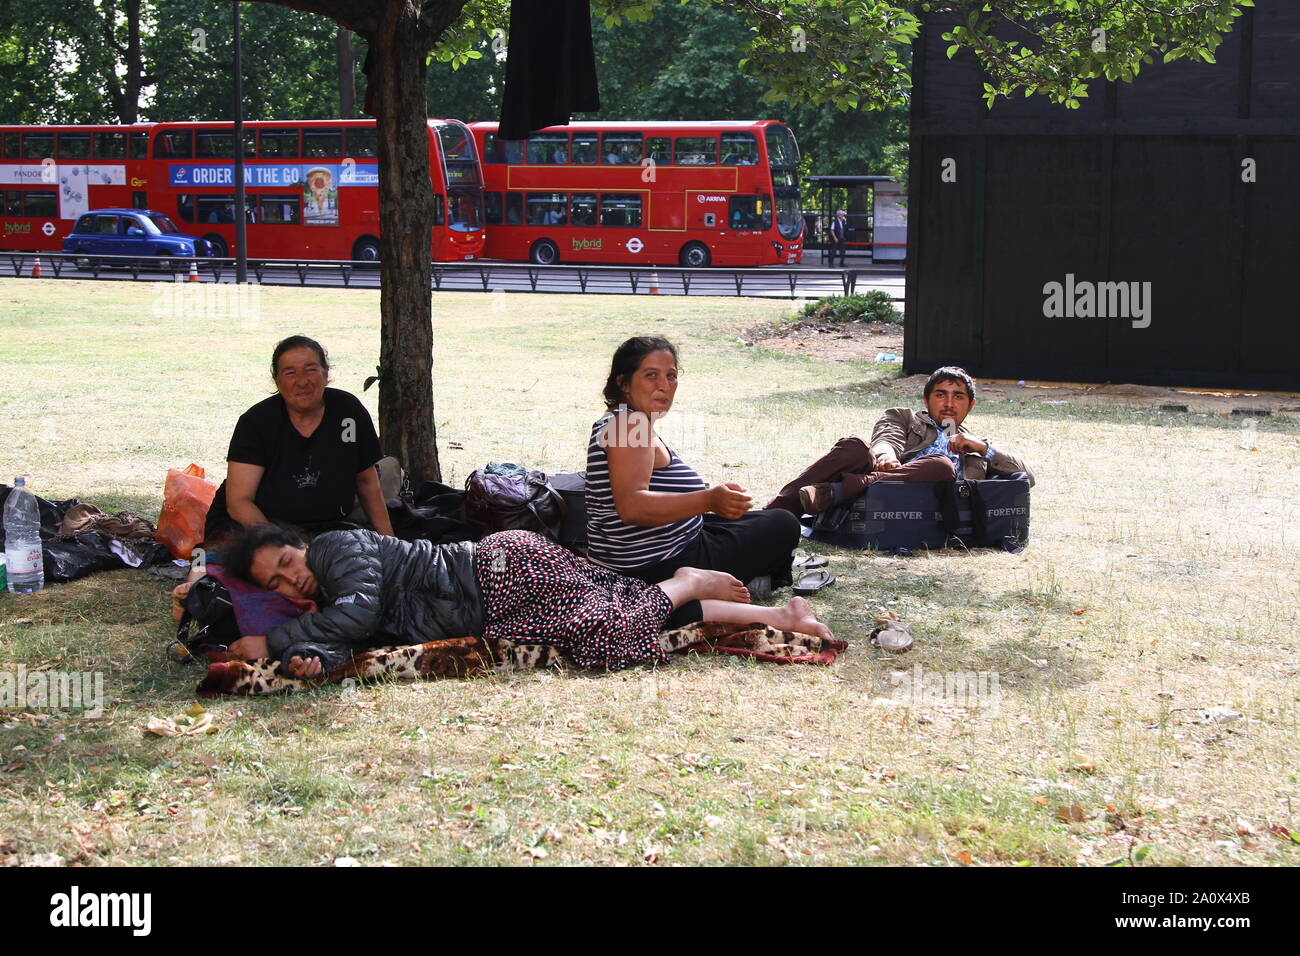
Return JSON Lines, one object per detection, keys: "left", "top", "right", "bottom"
{"left": 475, "top": 530, "right": 672, "bottom": 670}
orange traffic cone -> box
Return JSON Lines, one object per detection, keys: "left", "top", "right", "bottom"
{"left": 649, "top": 269, "right": 660, "bottom": 294}
{"left": 187, "top": 260, "right": 200, "bottom": 282}
{"left": 30, "top": 256, "right": 42, "bottom": 278}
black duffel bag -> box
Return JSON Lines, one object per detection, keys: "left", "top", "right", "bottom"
{"left": 464, "top": 463, "right": 566, "bottom": 540}
{"left": 803, "top": 474, "right": 1031, "bottom": 554}
{"left": 167, "top": 575, "right": 239, "bottom": 663}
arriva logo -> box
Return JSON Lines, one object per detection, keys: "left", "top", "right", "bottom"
{"left": 572, "top": 237, "right": 602, "bottom": 251}
{"left": 696, "top": 194, "right": 727, "bottom": 203}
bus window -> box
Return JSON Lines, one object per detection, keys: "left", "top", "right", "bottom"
{"left": 24, "top": 191, "right": 56, "bottom": 217}
{"left": 448, "top": 189, "right": 481, "bottom": 230}
{"left": 259, "top": 195, "right": 300, "bottom": 224}
{"left": 570, "top": 193, "right": 597, "bottom": 226}
{"left": 132, "top": 191, "right": 147, "bottom": 209}
{"left": 505, "top": 192, "right": 523, "bottom": 225}
{"left": 259, "top": 129, "right": 299, "bottom": 158}
{"left": 600, "top": 194, "right": 642, "bottom": 227}
{"left": 154, "top": 130, "right": 192, "bottom": 158}
{"left": 433, "top": 194, "right": 444, "bottom": 227}
{"left": 176, "top": 195, "right": 195, "bottom": 223}
{"left": 244, "top": 131, "right": 257, "bottom": 156}
{"left": 345, "top": 127, "right": 377, "bottom": 157}
{"left": 572, "top": 134, "right": 598, "bottom": 165}
{"left": 2, "top": 133, "right": 18, "bottom": 159}
{"left": 4, "top": 190, "right": 20, "bottom": 215}
{"left": 131, "top": 131, "right": 150, "bottom": 159}
{"left": 646, "top": 137, "right": 672, "bottom": 165}
{"left": 483, "top": 133, "right": 525, "bottom": 164}
{"left": 728, "top": 195, "right": 771, "bottom": 230}
{"left": 197, "top": 195, "right": 235, "bottom": 223}
{"left": 94, "top": 131, "right": 127, "bottom": 159}
{"left": 721, "top": 132, "right": 759, "bottom": 165}
{"left": 484, "top": 191, "right": 503, "bottom": 225}
{"left": 764, "top": 124, "right": 799, "bottom": 167}
{"left": 602, "top": 133, "right": 642, "bottom": 165}
{"left": 22, "top": 132, "right": 54, "bottom": 160}
{"left": 57, "top": 132, "right": 90, "bottom": 159}
{"left": 436, "top": 124, "right": 472, "bottom": 161}
{"left": 675, "top": 137, "right": 717, "bottom": 166}
{"left": 528, "top": 134, "right": 569, "bottom": 165}
{"left": 196, "top": 131, "right": 235, "bottom": 158}
{"left": 303, "top": 129, "right": 343, "bottom": 158}
{"left": 526, "top": 192, "right": 567, "bottom": 226}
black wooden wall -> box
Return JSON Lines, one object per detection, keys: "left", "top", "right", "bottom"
{"left": 905, "top": 4, "right": 1300, "bottom": 390}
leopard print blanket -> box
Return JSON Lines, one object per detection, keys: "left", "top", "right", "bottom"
{"left": 197, "top": 622, "right": 847, "bottom": 697}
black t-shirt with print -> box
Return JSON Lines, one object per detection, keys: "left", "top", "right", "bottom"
{"left": 205, "top": 388, "right": 382, "bottom": 538}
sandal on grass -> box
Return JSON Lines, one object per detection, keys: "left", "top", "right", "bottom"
{"left": 793, "top": 552, "right": 829, "bottom": 570}
{"left": 793, "top": 569, "right": 836, "bottom": 596}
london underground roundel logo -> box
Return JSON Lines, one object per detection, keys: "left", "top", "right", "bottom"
{"left": 42, "top": 222, "right": 56, "bottom": 236}
{"left": 626, "top": 237, "right": 643, "bottom": 253}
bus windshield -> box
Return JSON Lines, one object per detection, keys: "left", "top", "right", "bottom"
{"left": 447, "top": 187, "right": 482, "bottom": 232}
{"left": 765, "top": 125, "right": 803, "bottom": 241}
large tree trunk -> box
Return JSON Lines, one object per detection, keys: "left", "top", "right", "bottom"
{"left": 336, "top": 27, "right": 356, "bottom": 118}
{"left": 372, "top": 0, "right": 439, "bottom": 483}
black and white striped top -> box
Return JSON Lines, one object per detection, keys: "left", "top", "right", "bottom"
{"left": 585, "top": 411, "right": 707, "bottom": 571}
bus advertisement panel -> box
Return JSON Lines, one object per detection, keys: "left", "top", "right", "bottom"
{"left": 148, "top": 117, "right": 484, "bottom": 261}
{"left": 0, "top": 125, "right": 153, "bottom": 252}
{"left": 468, "top": 120, "right": 805, "bottom": 267}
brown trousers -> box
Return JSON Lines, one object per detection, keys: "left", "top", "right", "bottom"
{"left": 766, "top": 436, "right": 957, "bottom": 515}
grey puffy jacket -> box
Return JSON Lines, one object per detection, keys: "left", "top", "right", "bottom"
{"left": 265, "top": 529, "right": 484, "bottom": 670}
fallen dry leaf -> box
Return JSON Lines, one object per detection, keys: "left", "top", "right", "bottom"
{"left": 1056, "top": 803, "right": 1087, "bottom": 824}
{"left": 954, "top": 850, "right": 974, "bottom": 865}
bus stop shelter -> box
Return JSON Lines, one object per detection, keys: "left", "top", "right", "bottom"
{"left": 803, "top": 174, "right": 894, "bottom": 263}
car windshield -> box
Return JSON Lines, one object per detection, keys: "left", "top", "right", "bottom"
{"left": 148, "top": 214, "right": 179, "bottom": 234}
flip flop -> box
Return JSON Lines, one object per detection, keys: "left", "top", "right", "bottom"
{"left": 793, "top": 552, "right": 829, "bottom": 570}
{"left": 792, "top": 569, "right": 836, "bottom": 596}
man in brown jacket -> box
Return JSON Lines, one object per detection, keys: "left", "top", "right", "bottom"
{"left": 767, "top": 366, "right": 1035, "bottom": 515}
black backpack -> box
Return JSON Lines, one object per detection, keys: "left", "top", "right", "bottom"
{"left": 463, "top": 465, "right": 566, "bottom": 540}
{"left": 167, "top": 576, "right": 239, "bottom": 663}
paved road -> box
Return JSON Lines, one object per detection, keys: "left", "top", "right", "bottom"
{"left": 14, "top": 256, "right": 906, "bottom": 300}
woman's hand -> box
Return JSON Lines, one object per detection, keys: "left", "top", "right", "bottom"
{"left": 170, "top": 582, "right": 192, "bottom": 623}
{"left": 287, "top": 655, "right": 323, "bottom": 679}
{"left": 228, "top": 635, "right": 269, "bottom": 660}
{"left": 709, "top": 482, "right": 753, "bottom": 519}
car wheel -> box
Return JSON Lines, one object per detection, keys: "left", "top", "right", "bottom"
{"left": 679, "top": 242, "right": 711, "bottom": 268}
{"left": 352, "top": 236, "right": 381, "bottom": 266}
{"left": 155, "top": 250, "right": 178, "bottom": 273}
{"left": 529, "top": 239, "right": 559, "bottom": 266}
{"left": 72, "top": 249, "right": 91, "bottom": 270}
{"left": 203, "top": 234, "right": 228, "bottom": 259}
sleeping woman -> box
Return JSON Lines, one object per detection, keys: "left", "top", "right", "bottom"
{"left": 212, "top": 523, "right": 832, "bottom": 677}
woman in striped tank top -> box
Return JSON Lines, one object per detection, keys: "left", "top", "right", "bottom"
{"left": 586, "top": 337, "right": 802, "bottom": 627}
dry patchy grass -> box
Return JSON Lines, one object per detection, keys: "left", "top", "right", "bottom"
{"left": 1, "top": 279, "right": 1297, "bottom": 867}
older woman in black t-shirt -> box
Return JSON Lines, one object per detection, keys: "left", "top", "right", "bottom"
{"left": 204, "top": 336, "right": 394, "bottom": 544}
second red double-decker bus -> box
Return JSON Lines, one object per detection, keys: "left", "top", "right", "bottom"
{"left": 0, "top": 124, "right": 154, "bottom": 252}
{"left": 468, "top": 120, "right": 804, "bottom": 267}
{"left": 147, "top": 117, "right": 484, "bottom": 261}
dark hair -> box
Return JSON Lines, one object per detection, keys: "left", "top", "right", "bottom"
{"left": 271, "top": 335, "right": 330, "bottom": 381}
{"left": 923, "top": 366, "right": 977, "bottom": 401}
{"left": 224, "top": 523, "right": 307, "bottom": 583}
{"left": 602, "top": 336, "right": 679, "bottom": 409}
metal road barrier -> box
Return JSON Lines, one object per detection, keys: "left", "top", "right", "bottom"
{"left": 2, "top": 251, "right": 898, "bottom": 300}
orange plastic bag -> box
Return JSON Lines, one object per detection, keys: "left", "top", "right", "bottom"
{"left": 155, "top": 463, "right": 218, "bottom": 560}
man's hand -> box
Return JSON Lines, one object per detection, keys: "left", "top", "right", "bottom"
{"left": 228, "top": 635, "right": 269, "bottom": 660}
{"left": 874, "top": 457, "right": 901, "bottom": 472}
{"left": 287, "top": 655, "right": 323, "bottom": 679}
{"left": 170, "top": 582, "right": 192, "bottom": 623}
{"left": 709, "top": 482, "right": 753, "bottom": 519}
{"left": 948, "top": 435, "right": 989, "bottom": 456}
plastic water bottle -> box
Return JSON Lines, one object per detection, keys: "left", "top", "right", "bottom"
{"left": 4, "top": 477, "right": 44, "bottom": 594}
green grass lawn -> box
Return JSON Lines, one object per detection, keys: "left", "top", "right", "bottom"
{"left": 1, "top": 279, "right": 1298, "bottom": 867}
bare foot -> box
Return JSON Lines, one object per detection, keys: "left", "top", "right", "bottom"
{"left": 771, "top": 598, "right": 833, "bottom": 641}
{"left": 674, "top": 566, "right": 750, "bottom": 603}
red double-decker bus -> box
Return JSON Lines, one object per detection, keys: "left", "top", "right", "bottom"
{"left": 147, "top": 118, "right": 484, "bottom": 261}
{"left": 0, "top": 124, "right": 154, "bottom": 252}
{"left": 467, "top": 120, "right": 804, "bottom": 267}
